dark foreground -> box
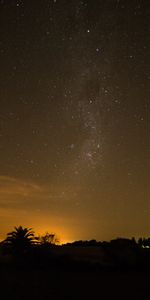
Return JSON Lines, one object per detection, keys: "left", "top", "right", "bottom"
{"left": 1, "top": 267, "right": 150, "bottom": 300}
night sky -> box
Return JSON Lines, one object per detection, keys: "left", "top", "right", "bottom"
{"left": 0, "top": 0, "right": 150, "bottom": 243}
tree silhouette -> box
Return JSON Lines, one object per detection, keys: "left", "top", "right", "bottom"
{"left": 5, "top": 226, "right": 35, "bottom": 255}
{"left": 38, "top": 232, "right": 59, "bottom": 246}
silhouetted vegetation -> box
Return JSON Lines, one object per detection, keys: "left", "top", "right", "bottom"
{"left": 0, "top": 225, "right": 149, "bottom": 272}
{"left": 66, "top": 239, "right": 101, "bottom": 246}
{"left": 37, "top": 232, "right": 59, "bottom": 246}
{"left": 3, "top": 226, "right": 36, "bottom": 256}
{"left": 0, "top": 226, "right": 150, "bottom": 299}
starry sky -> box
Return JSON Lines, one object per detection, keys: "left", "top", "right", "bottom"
{"left": 0, "top": 0, "right": 150, "bottom": 243}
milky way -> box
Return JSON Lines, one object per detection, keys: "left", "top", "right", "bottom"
{"left": 0, "top": 0, "right": 150, "bottom": 242}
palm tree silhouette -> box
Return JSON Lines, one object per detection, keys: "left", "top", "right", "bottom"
{"left": 5, "top": 226, "right": 35, "bottom": 255}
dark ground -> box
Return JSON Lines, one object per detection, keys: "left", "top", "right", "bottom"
{"left": 0, "top": 268, "right": 150, "bottom": 300}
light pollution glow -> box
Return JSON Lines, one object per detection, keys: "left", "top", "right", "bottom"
{"left": 0, "top": 175, "right": 149, "bottom": 243}
{"left": 0, "top": 1, "right": 149, "bottom": 242}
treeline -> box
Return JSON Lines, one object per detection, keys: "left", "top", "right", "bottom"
{"left": 66, "top": 237, "right": 150, "bottom": 248}
{"left": 0, "top": 226, "right": 150, "bottom": 271}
